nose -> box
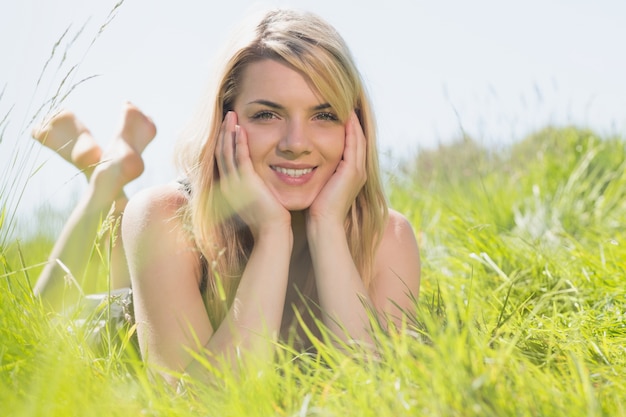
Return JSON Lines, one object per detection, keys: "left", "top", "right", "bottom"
{"left": 278, "top": 118, "right": 311, "bottom": 156}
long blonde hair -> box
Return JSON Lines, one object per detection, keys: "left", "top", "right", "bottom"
{"left": 176, "top": 9, "right": 388, "bottom": 328}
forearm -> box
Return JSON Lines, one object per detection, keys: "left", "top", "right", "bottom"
{"left": 307, "top": 220, "right": 375, "bottom": 344}
{"left": 188, "top": 226, "right": 292, "bottom": 374}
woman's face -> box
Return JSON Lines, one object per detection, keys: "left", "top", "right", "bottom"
{"left": 232, "top": 59, "right": 346, "bottom": 211}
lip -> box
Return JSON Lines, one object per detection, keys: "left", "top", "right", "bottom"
{"left": 271, "top": 162, "right": 316, "bottom": 169}
{"left": 270, "top": 165, "right": 317, "bottom": 185}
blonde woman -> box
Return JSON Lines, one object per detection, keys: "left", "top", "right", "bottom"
{"left": 123, "top": 9, "right": 420, "bottom": 383}
{"left": 33, "top": 9, "right": 420, "bottom": 384}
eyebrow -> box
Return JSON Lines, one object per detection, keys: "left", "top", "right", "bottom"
{"left": 246, "top": 99, "right": 332, "bottom": 111}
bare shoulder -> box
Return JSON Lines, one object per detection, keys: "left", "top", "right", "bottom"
{"left": 123, "top": 181, "right": 188, "bottom": 226}
{"left": 371, "top": 208, "right": 421, "bottom": 313}
{"left": 376, "top": 209, "right": 420, "bottom": 273}
{"left": 381, "top": 209, "right": 417, "bottom": 244}
{"left": 122, "top": 181, "right": 200, "bottom": 283}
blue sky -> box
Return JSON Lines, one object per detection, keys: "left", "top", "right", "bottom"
{"left": 2, "top": 0, "right": 625, "bottom": 233}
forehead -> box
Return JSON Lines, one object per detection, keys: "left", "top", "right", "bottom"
{"left": 235, "top": 59, "right": 326, "bottom": 106}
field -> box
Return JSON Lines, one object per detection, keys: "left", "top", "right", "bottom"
{"left": 1, "top": 122, "right": 625, "bottom": 416}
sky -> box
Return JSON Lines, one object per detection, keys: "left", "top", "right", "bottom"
{"left": 1, "top": 0, "right": 625, "bottom": 236}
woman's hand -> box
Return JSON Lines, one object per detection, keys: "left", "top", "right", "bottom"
{"left": 216, "top": 112, "right": 291, "bottom": 239}
{"left": 306, "top": 111, "right": 367, "bottom": 228}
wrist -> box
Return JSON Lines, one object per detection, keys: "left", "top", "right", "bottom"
{"left": 253, "top": 222, "right": 293, "bottom": 250}
{"left": 306, "top": 216, "right": 346, "bottom": 246}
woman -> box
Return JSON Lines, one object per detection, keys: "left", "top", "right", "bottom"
{"left": 33, "top": 9, "right": 420, "bottom": 384}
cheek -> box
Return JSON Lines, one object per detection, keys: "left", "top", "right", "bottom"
{"left": 324, "top": 129, "right": 345, "bottom": 166}
{"left": 246, "top": 140, "right": 262, "bottom": 167}
{"left": 329, "top": 147, "right": 343, "bottom": 169}
{"left": 311, "top": 124, "right": 345, "bottom": 159}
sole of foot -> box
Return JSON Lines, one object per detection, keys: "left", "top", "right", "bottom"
{"left": 32, "top": 110, "right": 102, "bottom": 172}
{"left": 94, "top": 103, "right": 157, "bottom": 188}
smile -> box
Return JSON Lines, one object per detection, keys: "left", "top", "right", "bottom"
{"left": 271, "top": 166, "right": 314, "bottom": 178}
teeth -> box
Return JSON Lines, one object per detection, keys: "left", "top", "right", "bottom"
{"left": 273, "top": 166, "right": 313, "bottom": 177}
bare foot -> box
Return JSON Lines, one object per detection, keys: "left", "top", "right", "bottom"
{"left": 32, "top": 110, "right": 102, "bottom": 176}
{"left": 119, "top": 102, "right": 157, "bottom": 155}
{"left": 90, "top": 103, "right": 157, "bottom": 200}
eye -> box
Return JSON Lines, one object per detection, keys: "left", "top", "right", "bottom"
{"left": 314, "top": 112, "right": 339, "bottom": 122}
{"left": 251, "top": 111, "right": 278, "bottom": 121}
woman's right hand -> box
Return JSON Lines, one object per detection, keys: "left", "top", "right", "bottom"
{"left": 216, "top": 111, "right": 291, "bottom": 239}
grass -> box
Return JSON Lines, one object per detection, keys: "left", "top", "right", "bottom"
{"left": 1, "top": 2, "right": 625, "bottom": 413}
{"left": 1, "top": 125, "right": 625, "bottom": 416}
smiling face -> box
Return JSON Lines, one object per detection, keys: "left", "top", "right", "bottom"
{"left": 232, "top": 59, "right": 346, "bottom": 211}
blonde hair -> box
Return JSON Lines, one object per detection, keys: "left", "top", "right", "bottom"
{"left": 176, "top": 9, "right": 388, "bottom": 328}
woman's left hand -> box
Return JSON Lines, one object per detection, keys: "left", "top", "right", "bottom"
{"left": 306, "top": 111, "right": 367, "bottom": 227}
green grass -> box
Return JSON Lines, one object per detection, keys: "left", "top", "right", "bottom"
{"left": 1, "top": 2, "right": 624, "bottom": 412}
{"left": 1, "top": 125, "right": 625, "bottom": 416}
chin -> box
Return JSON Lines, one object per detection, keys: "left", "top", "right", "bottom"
{"left": 283, "top": 201, "right": 312, "bottom": 212}
{"left": 278, "top": 195, "right": 316, "bottom": 212}
{"left": 272, "top": 186, "right": 321, "bottom": 212}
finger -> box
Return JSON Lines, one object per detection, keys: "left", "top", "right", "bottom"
{"left": 221, "top": 112, "right": 239, "bottom": 179}
{"left": 215, "top": 112, "right": 229, "bottom": 178}
{"left": 343, "top": 111, "right": 360, "bottom": 164}
{"left": 352, "top": 112, "right": 367, "bottom": 171}
{"left": 234, "top": 124, "right": 254, "bottom": 175}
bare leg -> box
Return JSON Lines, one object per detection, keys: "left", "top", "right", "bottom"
{"left": 33, "top": 103, "right": 156, "bottom": 311}
{"left": 93, "top": 103, "right": 156, "bottom": 291}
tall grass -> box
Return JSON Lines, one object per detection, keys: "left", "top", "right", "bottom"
{"left": 1, "top": 125, "right": 625, "bottom": 416}
{"left": 2, "top": 2, "right": 625, "bottom": 414}
{"left": 0, "top": 0, "right": 125, "bottom": 247}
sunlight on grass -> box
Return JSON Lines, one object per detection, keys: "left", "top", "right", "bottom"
{"left": 2, "top": 125, "right": 624, "bottom": 417}
{"left": 1, "top": 1, "right": 625, "bottom": 415}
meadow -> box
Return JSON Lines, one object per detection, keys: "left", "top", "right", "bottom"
{"left": 1, "top": 120, "right": 625, "bottom": 416}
